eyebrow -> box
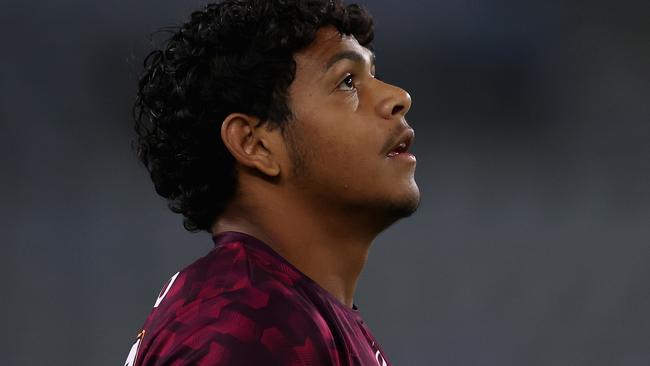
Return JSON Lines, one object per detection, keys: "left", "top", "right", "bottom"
{"left": 324, "top": 50, "right": 376, "bottom": 72}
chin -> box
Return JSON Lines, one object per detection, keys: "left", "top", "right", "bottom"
{"left": 385, "top": 183, "right": 421, "bottom": 220}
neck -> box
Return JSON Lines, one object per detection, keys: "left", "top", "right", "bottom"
{"left": 211, "top": 183, "right": 387, "bottom": 308}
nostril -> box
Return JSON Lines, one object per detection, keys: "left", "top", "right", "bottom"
{"left": 391, "top": 105, "right": 404, "bottom": 115}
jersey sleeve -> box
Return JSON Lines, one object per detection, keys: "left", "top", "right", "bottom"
{"left": 134, "top": 288, "right": 338, "bottom": 366}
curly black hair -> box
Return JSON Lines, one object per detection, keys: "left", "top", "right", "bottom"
{"left": 133, "top": 0, "right": 374, "bottom": 233}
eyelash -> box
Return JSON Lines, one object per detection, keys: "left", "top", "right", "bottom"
{"left": 336, "top": 73, "right": 380, "bottom": 91}
{"left": 337, "top": 74, "right": 356, "bottom": 91}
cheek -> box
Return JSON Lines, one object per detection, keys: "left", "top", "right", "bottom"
{"left": 303, "top": 118, "right": 365, "bottom": 162}
{"left": 291, "top": 98, "right": 384, "bottom": 184}
{"left": 306, "top": 127, "right": 384, "bottom": 188}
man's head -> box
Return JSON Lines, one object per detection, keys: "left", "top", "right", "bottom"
{"left": 134, "top": 0, "right": 419, "bottom": 233}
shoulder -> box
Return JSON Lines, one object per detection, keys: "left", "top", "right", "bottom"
{"left": 130, "top": 243, "right": 339, "bottom": 366}
{"left": 136, "top": 285, "right": 337, "bottom": 366}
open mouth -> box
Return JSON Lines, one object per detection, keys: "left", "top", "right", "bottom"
{"left": 386, "top": 129, "right": 415, "bottom": 158}
{"left": 387, "top": 142, "right": 408, "bottom": 157}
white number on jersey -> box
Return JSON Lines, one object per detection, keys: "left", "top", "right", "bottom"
{"left": 153, "top": 272, "right": 180, "bottom": 308}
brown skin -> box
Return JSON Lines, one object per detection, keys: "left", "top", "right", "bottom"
{"left": 212, "top": 26, "right": 418, "bottom": 308}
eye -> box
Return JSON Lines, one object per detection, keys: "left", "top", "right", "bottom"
{"left": 337, "top": 74, "right": 356, "bottom": 91}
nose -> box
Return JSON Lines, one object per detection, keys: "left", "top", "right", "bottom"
{"left": 375, "top": 80, "right": 412, "bottom": 119}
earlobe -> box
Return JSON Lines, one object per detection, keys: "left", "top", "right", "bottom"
{"left": 220, "top": 113, "right": 281, "bottom": 177}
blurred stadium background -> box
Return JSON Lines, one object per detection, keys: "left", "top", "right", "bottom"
{"left": 1, "top": 0, "right": 649, "bottom": 364}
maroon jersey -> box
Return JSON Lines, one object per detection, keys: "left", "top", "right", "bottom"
{"left": 124, "top": 231, "right": 391, "bottom": 366}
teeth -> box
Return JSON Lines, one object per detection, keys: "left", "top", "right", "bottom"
{"left": 387, "top": 142, "right": 408, "bottom": 157}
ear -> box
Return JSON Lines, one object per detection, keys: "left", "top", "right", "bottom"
{"left": 220, "top": 113, "right": 281, "bottom": 177}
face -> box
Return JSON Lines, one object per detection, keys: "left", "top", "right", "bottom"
{"left": 282, "top": 26, "right": 419, "bottom": 225}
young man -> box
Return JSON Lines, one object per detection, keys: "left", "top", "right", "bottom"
{"left": 125, "top": 0, "right": 418, "bottom": 365}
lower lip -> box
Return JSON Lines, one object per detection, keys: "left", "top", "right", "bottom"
{"left": 387, "top": 152, "right": 417, "bottom": 162}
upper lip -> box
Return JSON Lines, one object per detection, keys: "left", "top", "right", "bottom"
{"left": 386, "top": 128, "right": 415, "bottom": 156}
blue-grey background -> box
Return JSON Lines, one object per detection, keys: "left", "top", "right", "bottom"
{"left": 2, "top": 0, "right": 649, "bottom": 365}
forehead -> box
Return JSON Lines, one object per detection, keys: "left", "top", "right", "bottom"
{"left": 293, "top": 26, "right": 373, "bottom": 71}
